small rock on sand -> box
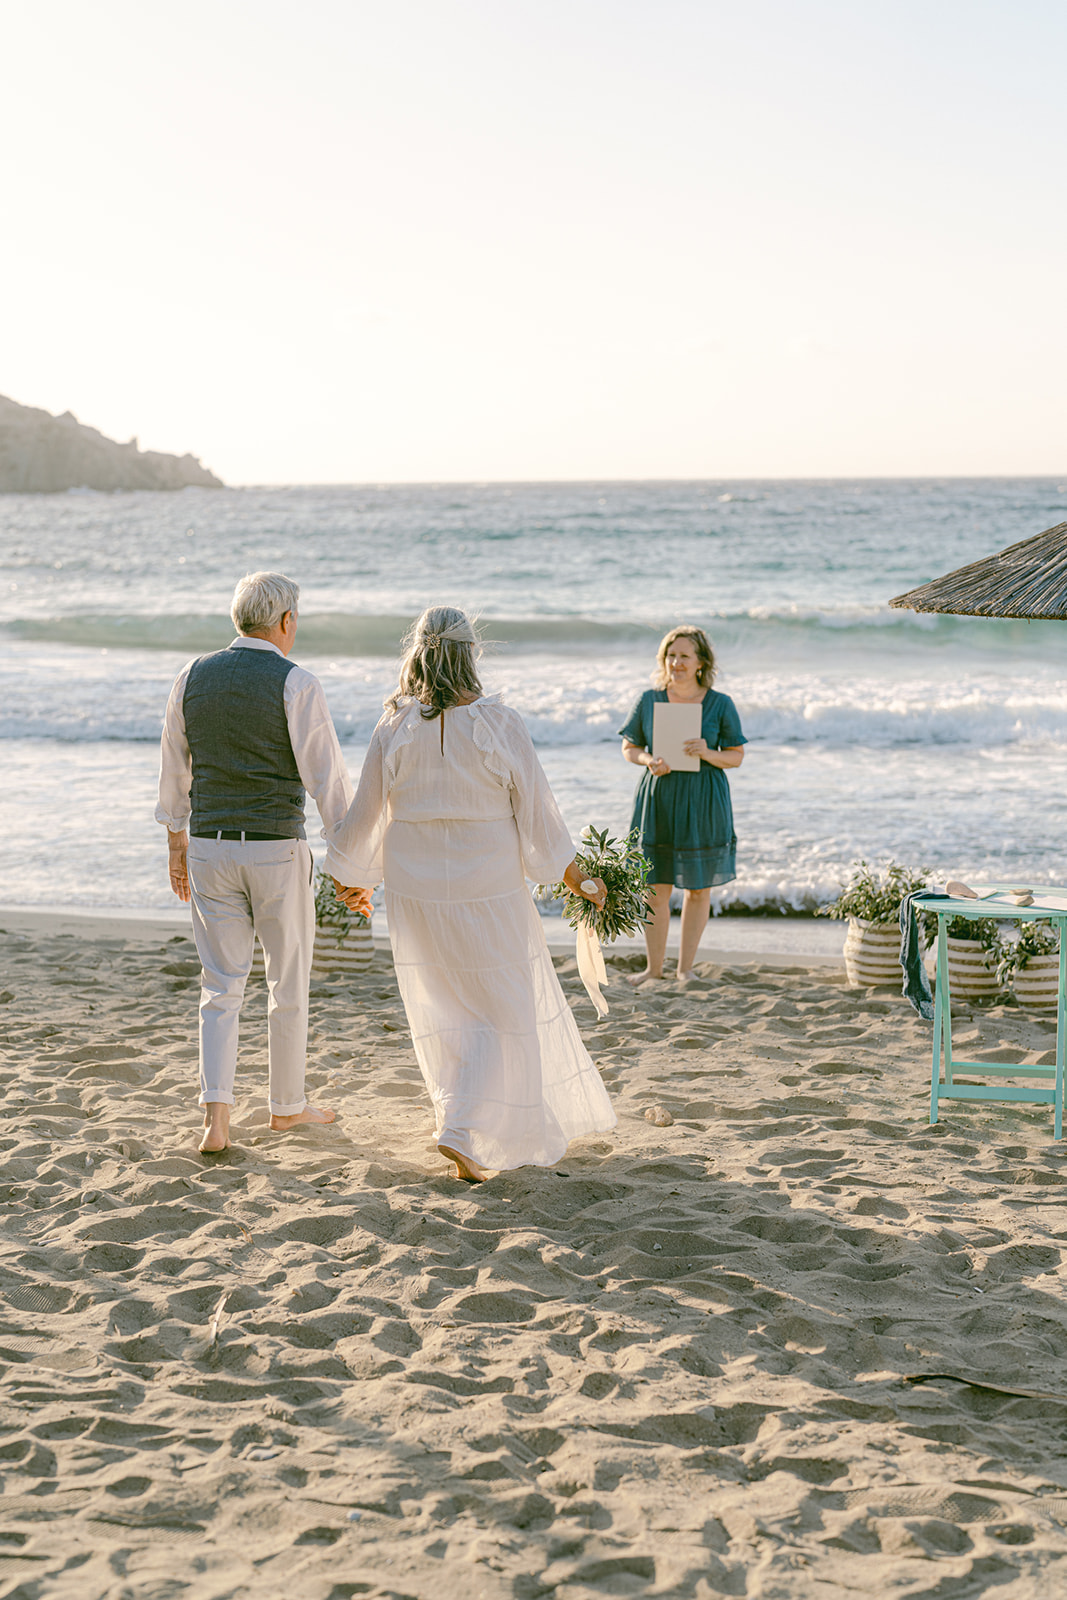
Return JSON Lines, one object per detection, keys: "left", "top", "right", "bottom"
{"left": 644, "top": 1105, "right": 673, "bottom": 1126}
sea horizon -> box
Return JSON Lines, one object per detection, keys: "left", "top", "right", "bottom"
{"left": 25, "top": 470, "right": 1066, "bottom": 490}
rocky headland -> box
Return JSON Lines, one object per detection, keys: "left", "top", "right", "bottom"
{"left": 0, "top": 393, "right": 223, "bottom": 492}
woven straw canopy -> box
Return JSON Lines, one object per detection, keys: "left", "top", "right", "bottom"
{"left": 890, "top": 522, "right": 1067, "bottom": 619}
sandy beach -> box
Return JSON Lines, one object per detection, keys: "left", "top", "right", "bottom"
{"left": 4, "top": 915, "right": 1067, "bottom": 1598}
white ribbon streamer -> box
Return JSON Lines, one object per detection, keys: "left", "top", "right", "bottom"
{"left": 576, "top": 922, "right": 609, "bottom": 1019}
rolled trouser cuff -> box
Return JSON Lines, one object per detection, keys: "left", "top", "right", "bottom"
{"left": 269, "top": 1097, "right": 307, "bottom": 1117}
{"left": 198, "top": 1089, "right": 236, "bottom": 1107}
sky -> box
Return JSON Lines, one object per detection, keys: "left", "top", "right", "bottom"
{"left": 1, "top": 0, "right": 1064, "bottom": 484}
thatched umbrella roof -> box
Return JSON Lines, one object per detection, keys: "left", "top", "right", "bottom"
{"left": 890, "top": 521, "right": 1067, "bottom": 619}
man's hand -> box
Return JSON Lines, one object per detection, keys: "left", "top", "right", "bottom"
{"left": 331, "top": 878, "right": 374, "bottom": 920}
{"left": 168, "top": 829, "right": 190, "bottom": 903}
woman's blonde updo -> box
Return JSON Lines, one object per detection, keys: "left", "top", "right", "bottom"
{"left": 387, "top": 605, "right": 483, "bottom": 719}
{"left": 652, "top": 625, "right": 716, "bottom": 689}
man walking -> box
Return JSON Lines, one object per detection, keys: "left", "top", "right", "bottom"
{"left": 157, "top": 571, "right": 368, "bottom": 1151}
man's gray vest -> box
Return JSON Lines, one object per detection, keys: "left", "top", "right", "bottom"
{"left": 183, "top": 644, "right": 305, "bottom": 837}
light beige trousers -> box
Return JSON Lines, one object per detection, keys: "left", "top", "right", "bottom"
{"left": 187, "top": 836, "right": 314, "bottom": 1115}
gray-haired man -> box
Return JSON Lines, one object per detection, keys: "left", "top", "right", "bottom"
{"left": 157, "top": 571, "right": 369, "bottom": 1151}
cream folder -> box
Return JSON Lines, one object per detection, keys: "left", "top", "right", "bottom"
{"left": 652, "top": 702, "right": 702, "bottom": 772}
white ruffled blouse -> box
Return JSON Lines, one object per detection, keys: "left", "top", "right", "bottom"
{"left": 323, "top": 694, "right": 574, "bottom": 890}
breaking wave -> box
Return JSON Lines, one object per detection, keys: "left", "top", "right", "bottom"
{"left": 0, "top": 612, "right": 662, "bottom": 656}
{"left": 5, "top": 606, "right": 1067, "bottom": 660}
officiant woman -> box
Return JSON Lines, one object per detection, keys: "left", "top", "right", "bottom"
{"left": 620, "top": 625, "right": 746, "bottom": 985}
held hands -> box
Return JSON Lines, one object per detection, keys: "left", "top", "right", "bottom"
{"left": 167, "top": 830, "right": 190, "bottom": 903}
{"left": 166, "top": 837, "right": 374, "bottom": 919}
{"left": 331, "top": 878, "right": 374, "bottom": 920}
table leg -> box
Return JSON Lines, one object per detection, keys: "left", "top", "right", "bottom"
{"left": 1057, "top": 929, "right": 1065, "bottom": 1141}
{"left": 940, "top": 919, "right": 954, "bottom": 1087}
{"left": 930, "top": 917, "right": 945, "bottom": 1124}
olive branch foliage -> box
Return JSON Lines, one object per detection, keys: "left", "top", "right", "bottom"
{"left": 996, "top": 919, "right": 1060, "bottom": 985}
{"left": 925, "top": 914, "right": 1006, "bottom": 956}
{"left": 817, "top": 859, "right": 931, "bottom": 925}
{"left": 539, "top": 827, "right": 652, "bottom": 943}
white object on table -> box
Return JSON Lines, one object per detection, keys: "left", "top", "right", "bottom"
{"left": 980, "top": 889, "right": 1067, "bottom": 913}
{"left": 652, "top": 702, "right": 702, "bottom": 772}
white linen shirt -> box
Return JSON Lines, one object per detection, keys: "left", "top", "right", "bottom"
{"left": 155, "top": 637, "right": 354, "bottom": 840}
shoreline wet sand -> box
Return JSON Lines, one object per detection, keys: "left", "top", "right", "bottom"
{"left": 3, "top": 915, "right": 1067, "bottom": 1596}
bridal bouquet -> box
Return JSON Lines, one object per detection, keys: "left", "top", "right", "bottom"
{"left": 540, "top": 826, "right": 652, "bottom": 943}
{"left": 539, "top": 828, "right": 651, "bottom": 1018}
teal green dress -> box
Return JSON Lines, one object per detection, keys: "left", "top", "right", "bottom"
{"left": 619, "top": 688, "right": 747, "bottom": 889}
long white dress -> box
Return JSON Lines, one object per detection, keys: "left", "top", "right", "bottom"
{"left": 323, "top": 694, "right": 616, "bottom": 1170}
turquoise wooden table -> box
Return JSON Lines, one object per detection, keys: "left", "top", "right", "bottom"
{"left": 913, "top": 885, "right": 1067, "bottom": 1139}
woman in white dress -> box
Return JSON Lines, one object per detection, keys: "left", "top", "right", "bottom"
{"left": 324, "top": 607, "right": 617, "bottom": 1182}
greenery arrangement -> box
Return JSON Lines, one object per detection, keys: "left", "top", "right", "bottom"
{"left": 539, "top": 827, "right": 652, "bottom": 943}
{"left": 314, "top": 866, "right": 370, "bottom": 946}
{"left": 820, "top": 861, "right": 1012, "bottom": 972}
{"left": 818, "top": 859, "right": 930, "bottom": 925}
{"left": 996, "top": 920, "right": 1060, "bottom": 986}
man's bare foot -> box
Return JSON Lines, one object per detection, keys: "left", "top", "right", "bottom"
{"left": 627, "top": 967, "right": 664, "bottom": 988}
{"left": 270, "top": 1104, "right": 337, "bottom": 1132}
{"left": 199, "top": 1103, "right": 230, "bottom": 1153}
{"left": 437, "top": 1144, "right": 489, "bottom": 1183}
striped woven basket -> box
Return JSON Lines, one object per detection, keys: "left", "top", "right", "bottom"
{"left": 843, "top": 918, "right": 900, "bottom": 988}
{"left": 250, "top": 922, "right": 373, "bottom": 980}
{"left": 1012, "top": 953, "right": 1060, "bottom": 1011}
{"left": 944, "top": 936, "right": 999, "bottom": 1002}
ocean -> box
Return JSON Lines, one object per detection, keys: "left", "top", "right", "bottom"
{"left": 2, "top": 477, "right": 1067, "bottom": 916}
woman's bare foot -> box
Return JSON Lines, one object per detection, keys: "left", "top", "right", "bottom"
{"left": 437, "top": 1144, "right": 489, "bottom": 1183}
{"left": 627, "top": 967, "right": 664, "bottom": 988}
{"left": 676, "top": 968, "right": 695, "bottom": 985}
{"left": 199, "top": 1103, "right": 230, "bottom": 1153}
{"left": 270, "top": 1103, "right": 337, "bottom": 1132}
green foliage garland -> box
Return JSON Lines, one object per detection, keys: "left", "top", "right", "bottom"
{"left": 539, "top": 827, "right": 652, "bottom": 943}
